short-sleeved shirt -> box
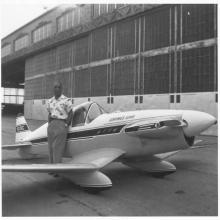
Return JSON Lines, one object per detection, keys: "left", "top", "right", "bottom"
{"left": 47, "top": 95, "right": 73, "bottom": 120}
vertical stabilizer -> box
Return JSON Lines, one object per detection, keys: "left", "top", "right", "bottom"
{"left": 15, "top": 113, "right": 31, "bottom": 143}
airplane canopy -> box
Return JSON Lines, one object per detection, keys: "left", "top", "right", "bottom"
{"left": 71, "top": 102, "right": 106, "bottom": 127}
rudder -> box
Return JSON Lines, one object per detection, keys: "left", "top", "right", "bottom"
{"left": 16, "top": 113, "right": 31, "bottom": 143}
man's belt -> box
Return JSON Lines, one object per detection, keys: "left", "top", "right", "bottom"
{"left": 50, "top": 117, "right": 66, "bottom": 122}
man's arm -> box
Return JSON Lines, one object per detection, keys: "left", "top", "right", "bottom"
{"left": 48, "top": 113, "right": 52, "bottom": 123}
{"left": 65, "top": 110, "right": 73, "bottom": 126}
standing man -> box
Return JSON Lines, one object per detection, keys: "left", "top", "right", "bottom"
{"left": 47, "top": 81, "right": 73, "bottom": 163}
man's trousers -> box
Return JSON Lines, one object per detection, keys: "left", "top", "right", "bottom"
{"left": 47, "top": 119, "right": 68, "bottom": 163}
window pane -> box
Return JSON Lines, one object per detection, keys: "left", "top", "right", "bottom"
{"left": 2, "top": 44, "right": 11, "bottom": 57}
{"left": 33, "top": 23, "right": 51, "bottom": 43}
{"left": 18, "top": 89, "right": 24, "bottom": 96}
{"left": 18, "top": 96, "right": 24, "bottom": 104}
{"left": 4, "top": 88, "right": 11, "bottom": 95}
{"left": 4, "top": 96, "right": 10, "bottom": 103}
{"left": 10, "top": 88, "right": 16, "bottom": 95}
{"left": 15, "top": 35, "right": 29, "bottom": 51}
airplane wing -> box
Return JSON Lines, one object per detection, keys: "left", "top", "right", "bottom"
{"left": 2, "top": 142, "right": 32, "bottom": 150}
{"left": 2, "top": 148, "right": 125, "bottom": 172}
{"left": 68, "top": 148, "right": 125, "bottom": 168}
{"left": 2, "top": 163, "right": 97, "bottom": 173}
{"left": 2, "top": 148, "right": 125, "bottom": 189}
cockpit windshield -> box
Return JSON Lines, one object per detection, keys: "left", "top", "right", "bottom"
{"left": 71, "top": 102, "right": 105, "bottom": 127}
{"left": 86, "top": 103, "right": 105, "bottom": 124}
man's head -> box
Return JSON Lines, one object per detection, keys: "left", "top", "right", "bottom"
{"left": 53, "top": 81, "right": 62, "bottom": 98}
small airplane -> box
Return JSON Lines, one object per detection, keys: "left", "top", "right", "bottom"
{"left": 2, "top": 101, "right": 217, "bottom": 192}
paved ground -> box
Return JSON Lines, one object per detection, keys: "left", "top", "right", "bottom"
{"left": 2, "top": 114, "right": 218, "bottom": 216}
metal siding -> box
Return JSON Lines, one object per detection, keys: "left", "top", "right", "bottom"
{"left": 31, "top": 77, "right": 44, "bottom": 99}
{"left": 91, "top": 65, "right": 108, "bottom": 96}
{"left": 93, "top": 4, "right": 99, "bottom": 18}
{"left": 73, "top": 8, "right": 80, "bottom": 26}
{"left": 75, "top": 69, "right": 90, "bottom": 97}
{"left": 45, "top": 74, "right": 56, "bottom": 99}
{"left": 74, "top": 36, "right": 89, "bottom": 65}
{"left": 57, "top": 43, "right": 72, "bottom": 69}
{"left": 113, "top": 60, "right": 135, "bottom": 95}
{"left": 79, "top": 5, "right": 92, "bottom": 24}
{"left": 100, "top": 4, "right": 108, "bottom": 14}
{"left": 144, "top": 7, "right": 171, "bottom": 50}
{"left": 108, "top": 4, "right": 116, "bottom": 12}
{"left": 182, "top": 46, "right": 214, "bottom": 92}
{"left": 91, "top": 27, "right": 108, "bottom": 61}
{"left": 144, "top": 54, "right": 170, "bottom": 94}
{"left": 24, "top": 80, "right": 33, "bottom": 100}
{"left": 115, "top": 19, "right": 135, "bottom": 56}
{"left": 55, "top": 72, "right": 72, "bottom": 97}
{"left": 181, "top": 4, "right": 214, "bottom": 43}
{"left": 25, "top": 49, "right": 56, "bottom": 77}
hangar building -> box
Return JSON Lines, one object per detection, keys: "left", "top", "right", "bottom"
{"left": 1, "top": 4, "right": 217, "bottom": 135}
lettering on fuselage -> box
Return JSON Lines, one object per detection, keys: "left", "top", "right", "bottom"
{"left": 109, "top": 115, "right": 135, "bottom": 122}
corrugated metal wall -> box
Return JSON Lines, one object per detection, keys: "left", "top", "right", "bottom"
{"left": 181, "top": 46, "right": 214, "bottom": 92}
{"left": 143, "top": 54, "right": 170, "bottom": 94}
{"left": 91, "top": 65, "right": 108, "bottom": 96}
{"left": 24, "top": 4, "right": 217, "bottom": 101}
{"left": 91, "top": 27, "right": 108, "bottom": 61}
{"left": 144, "top": 6, "right": 172, "bottom": 50}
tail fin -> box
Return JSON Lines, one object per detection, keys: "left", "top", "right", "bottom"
{"left": 16, "top": 113, "right": 31, "bottom": 143}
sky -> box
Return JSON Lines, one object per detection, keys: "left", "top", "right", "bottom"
{"left": 1, "top": 3, "right": 59, "bottom": 38}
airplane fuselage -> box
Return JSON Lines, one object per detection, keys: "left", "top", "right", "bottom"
{"left": 21, "top": 107, "right": 216, "bottom": 161}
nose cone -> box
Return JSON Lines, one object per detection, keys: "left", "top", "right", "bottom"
{"left": 182, "top": 110, "right": 217, "bottom": 136}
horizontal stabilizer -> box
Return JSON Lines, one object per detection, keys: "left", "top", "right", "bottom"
{"left": 2, "top": 142, "right": 32, "bottom": 150}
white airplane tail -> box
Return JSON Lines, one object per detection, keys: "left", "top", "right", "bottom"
{"left": 15, "top": 113, "right": 31, "bottom": 143}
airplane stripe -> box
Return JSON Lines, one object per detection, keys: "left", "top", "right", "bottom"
{"left": 31, "top": 124, "right": 125, "bottom": 144}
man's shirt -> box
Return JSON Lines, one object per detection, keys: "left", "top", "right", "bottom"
{"left": 47, "top": 95, "right": 72, "bottom": 120}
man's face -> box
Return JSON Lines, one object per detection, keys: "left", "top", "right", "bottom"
{"left": 54, "top": 82, "right": 62, "bottom": 98}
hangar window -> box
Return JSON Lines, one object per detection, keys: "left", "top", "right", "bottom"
{"left": 57, "top": 9, "right": 80, "bottom": 32}
{"left": 2, "top": 44, "right": 11, "bottom": 57}
{"left": 15, "top": 35, "right": 29, "bottom": 51}
{"left": 33, "top": 23, "right": 52, "bottom": 43}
